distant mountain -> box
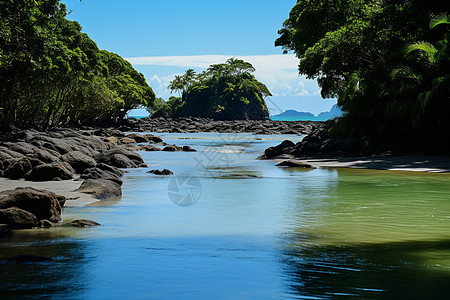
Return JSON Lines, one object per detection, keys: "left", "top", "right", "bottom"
{"left": 270, "top": 105, "right": 343, "bottom": 121}
{"left": 272, "top": 109, "right": 315, "bottom": 117}
{"left": 316, "top": 104, "right": 343, "bottom": 120}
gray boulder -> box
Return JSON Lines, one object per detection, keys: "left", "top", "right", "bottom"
{"left": 95, "top": 149, "right": 144, "bottom": 168}
{"left": 3, "top": 158, "right": 33, "bottom": 179}
{"left": 69, "top": 219, "right": 101, "bottom": 227}
{"left": 25, "top": 162, "right": 74, "bottom": 181}
{"left": 61, "top": 151, "right": 97, "bottom": 173}
{"left": 76, "top": 179, "right": 122, "bottom": 199}
{"left": 147, "top": 169, "right": 174, "bottom": 175}
{"left": 0, "top": 207, "right": 38, "bottom": 229}
{"left": 80, "top": 167, "right": 123, "bottom": 185}
{"left": 0, "top": 187, "right": 65, "bottom": 222}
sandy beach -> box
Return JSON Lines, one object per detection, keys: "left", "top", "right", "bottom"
{"left": 302, "top": 155, "right": 450, "bottom": 173}
{"left": 0, "top": 177, "right": 100, "bottom": 207}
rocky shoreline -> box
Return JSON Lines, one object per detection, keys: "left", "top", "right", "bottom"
{"left": 130, "top": 116, "right": 327, "bottom": 135}
{"left": 0, "top": 118, "right": 326, "bottom": 232}
{"left": 0, "top": 127, "right": 198, "bottom": 231}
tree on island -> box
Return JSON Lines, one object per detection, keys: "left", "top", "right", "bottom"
{"left": 277, "top": 0, "right": 450, "bottom": 136}
{"left": 154, "top": 58, "right": 272, "bottom": 120}
{"left": 0, "top": 0, "right": 155, "bottom": 130}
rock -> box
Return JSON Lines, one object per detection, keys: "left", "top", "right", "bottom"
{"left": 264, "top": 140, "right": 296, "bottom": 158}
{"left": 145, "top": 134, "right": 163, "bottom": 143}
{"left": 3, "top": 158, "right": 33, "bottom": 179}
{"left": 147, "top": 169, "right": 174, "bottom": 175}
{"left": 126, "top": 133, "right": 148, "bottom": 143}
{"left": 0, "top": 207, "right": 38, "bottom": 229}
{"left": 34, "top": 149, "right": 60, "bottom": 163}
{"left": 182, "top": 145, "right": 197, "bottom": 152}
{"left": 80, "top": 167, "right": 123, "bottom": 186}
{"left": 118, "top": 137, "right": 136, "bottom": 144}
{"left": 61, "top": 150, "right": 97, "bottom": 173}
{"left": 162, "top": 145, "right": 182, "bottom": 152}
{"left": 25, "top": 162, "right": 74, "bottom": 181}
{"left": 38, "top": 219, "right": 53, "bottom": 228}
{"left": 0, "top": 187, "right": 65, "bottom": 222}
{"left": 105, "top": 136, "right": 119, "bottom": 144}
{"left": 95, "top": 149, "right": 144, "bottom": 168}
{"left": 69, "top": 219, "right": 101, "bottom": 227}
{"left": 276, "top": 160, "right": 315, "bottom": 168}
{"left": 76, "top": 179, "right": 122, "bottom": 199}
{"left": 97, "top": 163, "right": 124, "bottom": 177}
{"left": 111, "top": 154, "right": 137, "bottom": 168}
{"left": 2, "top": 142, "right": 37, "bottom": 156}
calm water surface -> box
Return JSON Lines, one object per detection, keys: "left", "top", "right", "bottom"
{"left": 1, "top": 133, "right": 450, "bottom": 299}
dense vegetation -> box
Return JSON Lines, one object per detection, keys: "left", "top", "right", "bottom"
{"left": 152, "top": 58, "right": 271, "bottom": 120}
{"left": 277, "top": 0, "right": 450, "bottom": 136}
{"left": 0, "top": 0, "right": 154, "bottom": 130}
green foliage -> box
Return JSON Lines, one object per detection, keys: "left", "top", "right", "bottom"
{"left": 277, "top": 0, "right": 450, "bottom": 135}
{"left": 155, "top": 58, "right": 271, "bottom": 120}
{"left": 0, "top": 0, "right": 155, "bottom": 129}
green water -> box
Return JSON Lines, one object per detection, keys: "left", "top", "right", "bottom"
{"left": 1, "top": 133, "right": 450, "bottom": 299}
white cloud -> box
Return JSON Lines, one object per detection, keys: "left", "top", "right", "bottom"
{"left": 149, "top": 74, "right": 162, "bottom": 87}
{"left": 125, "top": 54, "right": 323, "bottom": 100}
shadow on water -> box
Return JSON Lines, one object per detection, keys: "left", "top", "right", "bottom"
{"left": 0, "top": 237, "right": 89, "bottom": 299}
{"left": 281, "top": 238, "right": 450, "bottom": 299}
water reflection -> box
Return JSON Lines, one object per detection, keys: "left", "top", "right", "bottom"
{"left": 0, "top": 236, "right": 88, "bottom": 299}
{"left": 281, "top": 239, "right": 450, "bottom": 299}
{"left": 281, "top": 168, "right": 450, "bottom": 299}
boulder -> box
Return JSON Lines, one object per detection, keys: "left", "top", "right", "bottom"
{"left": 38, "top": 219, "right": 53, "bottom": 228}
{"left": 95, "top": 149, "right": 144, "bottom": 168}
{"left": 126, "top": 133, "right": 148, "bottom": 143}
{"left": 118, "top": 137, "right": 136, "bottom": 144}
{"left": 3, "top": 158, "right": 33, "bottom": 179}
{"left": 76, "top": 179, "right": 122, "bottom": 199}
{"left": 69, "top": 219, "right": 101, "bottom": 227}
{"left": 182, "top": 145, "right": 197, "bottom": 152}
{"left": 162, "top": 145, "right": 182, "bottom": 152}
{"left": 105, "top": 136, "right": 119, "bottom": 144}
{"left": 147, "top": 169, "right": 174, "bottom": 175}
{"left": 0, "top": 207, "right": 38, "bottom": 229}
{"left": 145, "top": 134, "right": 163, "bottom": 143}
{"left": 34, "top": 148, "right": 61, "bottom": 163}
{"left": 25, "top": 162, "right": 74, "bottom": 181}
{"left": 80, "top": 167, "right": 123, "bottom": 185}
{"left": 276, "top": 160, "right": 314, "bottom": 168}
{"left": 264, "top": 140, "right": 295, "bottom": 158}
{"left": 97, "top": 163, "right": 124, "bottom": 177}
{"left": 0, "top": 187, "right": 65, "bottom": 222}
{"left": 61, "top": 151, "right": 97, "bottom": 173}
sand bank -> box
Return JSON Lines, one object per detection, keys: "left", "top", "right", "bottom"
{"left": 0, "top": 178, "right": 99, "bottom": 206}
{"left": 302, "top": 155, "right": 450, "bottom": 173}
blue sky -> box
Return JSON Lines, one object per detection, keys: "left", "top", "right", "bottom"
{"left": 65, "top": 0, "right": 336, "bottom": 115}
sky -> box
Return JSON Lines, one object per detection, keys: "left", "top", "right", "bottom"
{"left": 64, "top": 0, "right": 337, "bottom": 115}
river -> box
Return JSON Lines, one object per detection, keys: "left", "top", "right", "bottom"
{"left": 1, "top": 133, "right": 450, "bottom": 299}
